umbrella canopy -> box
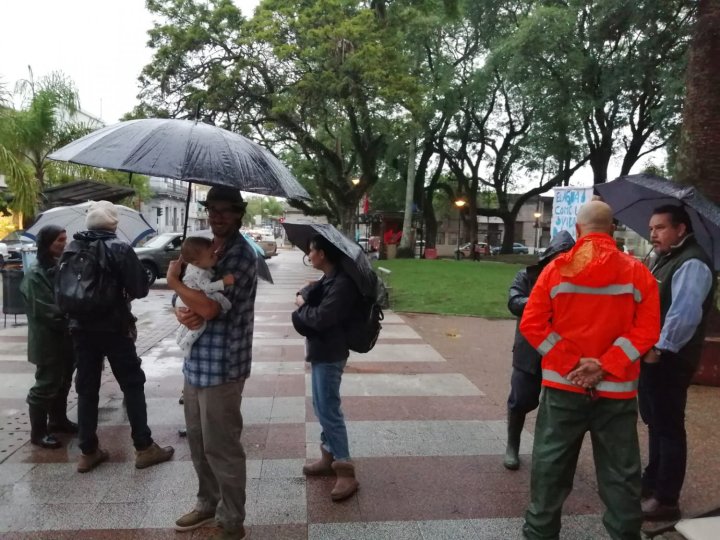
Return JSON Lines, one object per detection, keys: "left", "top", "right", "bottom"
{"left": 192, "top": 229, "right": 273, "bottom": 284}
{"left": 596, "top": 174, "right": 720, "bottom": 270}
{"left": 23, "top": 202, "right": 155, "bottom": 246}
{"left": 282, "top": 222, "right": 375, "bottom": 296}
{"left": 48, "top": 118, "right": 311, "bottom": 201}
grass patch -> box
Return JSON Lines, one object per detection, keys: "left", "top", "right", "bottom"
{"left": 373, "top": 258, "right": 524, "bottom": 318}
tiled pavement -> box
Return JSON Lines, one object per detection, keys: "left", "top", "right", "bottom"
{"left": 0, "top": 248, "right": 717, "bottom": 539}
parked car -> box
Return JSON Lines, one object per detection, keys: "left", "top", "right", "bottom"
{"left": 0, "top": 241, "right": 9, "bottom": 262}
{"left": 491, "top": 243, "right": 530, "bottom": 255}
{"left": 247, "top": 231, "right": 277, "bottom": 258}
{"left": 133, "top": 232, "right": 183, "bottom": 284}
{"left": 1, "top": 230, "right": 34, "bottom": 262}
{"left": 455, "top": 242, "right": 489, "bottom": 258}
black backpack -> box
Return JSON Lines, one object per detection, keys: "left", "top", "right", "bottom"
{"left": 345, "top": 272, "right": 386, "bottom": 353}
{"left": 55, "top": 238, "right": 120, "bottom": 318}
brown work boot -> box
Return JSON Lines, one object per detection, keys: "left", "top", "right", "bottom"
{"left": 174, "top": 509, "right": 216, "bottom": 532}
{"left": 77, "top": 448, "right": 109, "bottom": 473}
{"left": 302, "top": 444, "right": 335, "bottom": 476}
{"left": 208, "top": 526, "right": 247, "bottom": 539}
{"left": 135, "top": 442, "right": 174, "bottom": 469}
{"left": 330, "top": 461, "right": 359, "bottom": 501}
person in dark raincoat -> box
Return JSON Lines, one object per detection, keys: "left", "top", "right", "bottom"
{"left": 20, "top": 225, "right": 77, "bottom": 449}
{"left": 503, "top": 230, "right": 575, "bottom": 470}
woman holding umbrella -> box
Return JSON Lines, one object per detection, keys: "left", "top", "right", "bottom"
{"left": 292, "top": 235, "right": 360, "bottom": 501}
{"left": 20, "top": 225, "right": 77, "bottom": 448}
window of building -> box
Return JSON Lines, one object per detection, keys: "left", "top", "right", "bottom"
{"left": 436, "top": 232, "right": 446, "bottom": 245}
{"left": 165, "top": 207, "right": 169, "bottom": 226}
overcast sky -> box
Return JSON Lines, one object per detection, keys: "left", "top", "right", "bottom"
{"left": 1, "top": 0, "right": 655, "bottom": 185}
{"left": 1, "top": 0, "right": 260, "bottom": 124}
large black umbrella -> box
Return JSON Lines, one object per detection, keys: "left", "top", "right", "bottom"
{"left": 48, "top": 118, "right": 311, "bottom": 240}
{"left": 596, "top": 174, "right": 720, "bottom": 270}
{"left": 282, "top": 222, "right": 375, "bottom": 296}
{"left": 48, "top": 118, "right": 311, "bottom": 201}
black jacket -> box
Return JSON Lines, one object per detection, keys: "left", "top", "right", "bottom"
{"left": 68, "top": 229, "right": 149, "bottom": 333}
{"left": 292, "top": 269, "right": 359, "bottom": 363}
{"left": 508, "top": 230, "right": 575, "bottom": 374}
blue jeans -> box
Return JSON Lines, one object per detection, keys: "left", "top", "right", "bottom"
{"left": 311, "top": 360, "right": 350, "bottom": 461}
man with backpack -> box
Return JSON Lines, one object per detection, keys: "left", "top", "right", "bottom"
{"left": 57, "top": 200, "right": 174, "bottom": 473}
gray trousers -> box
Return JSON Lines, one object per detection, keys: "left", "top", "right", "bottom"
{"left": 184, "top": 379, "right": 246, "bottom": 530}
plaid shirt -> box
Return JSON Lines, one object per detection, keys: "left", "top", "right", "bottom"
{"left": 183, "top": 231, "right": 257, "bottom": 387}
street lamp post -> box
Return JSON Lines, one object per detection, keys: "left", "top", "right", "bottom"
{"left": 454, "top": 198, "right": 466, "bottom": 260}
{"left": 351, "top": 177, "right": 360, "bottom": 240}
{"left": 533, "top": 211, "right": 542, "bottom": 253}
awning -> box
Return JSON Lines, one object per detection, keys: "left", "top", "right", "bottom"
{"left": 42, "top": 179, "right": 135, "bottom": 207}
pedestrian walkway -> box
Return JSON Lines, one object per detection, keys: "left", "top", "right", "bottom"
{"left": 0, "top": 248, "right": 716, "bottom": 538}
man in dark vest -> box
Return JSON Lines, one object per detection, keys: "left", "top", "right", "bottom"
{"left": 640, "top": 205, "right": 717, "bottom": 521}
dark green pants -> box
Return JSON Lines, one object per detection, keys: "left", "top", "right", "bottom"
{"left": 524, "top": 387, "right": 642, "bottom": 540}
{"left": 27, "top": 356, "right": 74, "bottom": 409}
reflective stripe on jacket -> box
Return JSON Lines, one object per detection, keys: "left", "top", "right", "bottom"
{"left": 519, "top": 233, "right": 660, "bottom": 399}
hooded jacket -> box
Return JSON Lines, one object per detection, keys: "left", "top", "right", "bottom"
{"left": 520, "top": 233, "right": 660, "bottom": 399}
{"left": 67, "top": 230, "right": 149, "bottom": 333}
{"left": 508, "top": 230, "right": 575, "bottom": 374}
{"left": 20, "top": 261, "right": 74, "bottom": 366}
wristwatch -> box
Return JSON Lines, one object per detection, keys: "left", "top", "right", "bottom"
{"left": 651, "top": 346, "right": 664, "bottom": 358}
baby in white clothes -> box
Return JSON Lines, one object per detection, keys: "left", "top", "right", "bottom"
{"left": 175, "top": 236, "right": 234, "bottom": 358}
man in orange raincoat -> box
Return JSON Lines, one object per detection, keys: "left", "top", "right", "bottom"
{"left": 520, "top": 201, "right": 660, "bottom": 540}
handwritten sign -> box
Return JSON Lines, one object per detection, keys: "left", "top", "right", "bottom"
{"left": 551, "top": 187, "right": 594, "bottom": 239}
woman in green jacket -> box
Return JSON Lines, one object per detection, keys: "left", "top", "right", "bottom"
{"left": 20, "top": 225, "right": 77, "bottom": 448}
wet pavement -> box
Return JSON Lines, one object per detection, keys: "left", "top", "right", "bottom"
{"left": 0, "top": 248, "right": 717, "bottom": 539}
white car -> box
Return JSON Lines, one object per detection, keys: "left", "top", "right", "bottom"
{"left": 247, "top": 230, "right": 277, "bottom": 258}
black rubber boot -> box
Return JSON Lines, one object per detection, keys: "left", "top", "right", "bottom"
{"left": 503, "top": 409, "right": 525, "bottom": 470}
{"left": 29, "top": 404, "right": 62, "bottom": 449}
{"left": 48, "top": 398, "right": 78, "bottom": 434}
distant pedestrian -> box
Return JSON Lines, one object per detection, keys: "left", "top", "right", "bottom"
{"left": 639, "top": 205, "right": 717, "bottom": 521}
{"left": 62, "top": 201, "right": 174, "bottom": 473}
{"left": 520, "top": 201, "right": 660, "bottom": 539}
{"left": 503, "top": 230, "right": 574, "bottom": 470}
{"left": 292, "top": 234, "right": 360, "bottom": 501}
{"left": 175, "top": 236, "right": 235, "bottom": 358}
{"left": 167, "top": 187, "right": 257, "bottom": 540}
{"left": 20, "top": 225, "right": 77, "bottom": 449}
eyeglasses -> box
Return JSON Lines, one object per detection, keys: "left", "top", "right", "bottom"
{"left": 207, "top": 206, "right": 238, "bottom": 217}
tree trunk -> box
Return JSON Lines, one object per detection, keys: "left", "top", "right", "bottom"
{"left": 675, "top": 0, "right": 720, "bottom": 204}
{"left": 424, "top": 202, "right": 437, "bottom": 250}
{"left": 500, "top": 212, "right": 516, "bottom": 254}
{"left": 589, "top": 144, "right": 612, "bottom": 184}
{"left": 339, "top": 205, "right": 356, "bottom": 239}
{"left": 400, "top": 141, "right": 416, "bottom": 250}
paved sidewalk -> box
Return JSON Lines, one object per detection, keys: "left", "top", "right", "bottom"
{"left": 0, "top": 248, "right": 717, "bottom": 538}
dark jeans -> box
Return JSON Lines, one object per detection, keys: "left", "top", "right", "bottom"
{"left": 72, "top": 329, "right": 153, "bottom": 454}
{"left": 507, "top": 367, "right": 542, "bottom": 415}
{"left": 638, "top": 353, "right": 694, "bottom": 505}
